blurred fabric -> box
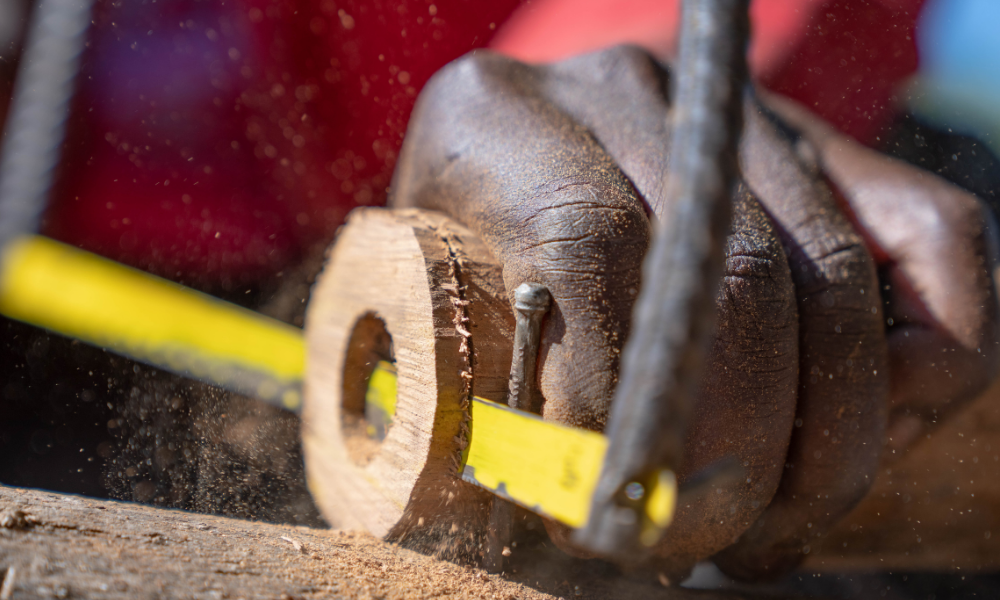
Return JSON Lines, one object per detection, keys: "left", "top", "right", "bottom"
{"left": 44, "top": 0, "right": 520, "bottom": 293}
{"left": 30, "top": 0, "right": 934, "bottom": 291}
{"left": 910, "top": 0, "right": 1000, "bottom": 155}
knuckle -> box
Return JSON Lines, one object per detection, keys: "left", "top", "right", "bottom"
{"left": 547, "top": 44, "right": 668, "bottom": 95}
{"left": 422, "top": 50, "right": 523, "bottom": 107}
{"left": 797, "top": 239, "right": 876, "bottom": 301}
{"left": 518, "top": 189, "right": 649, "bottom": 270}
{"left": 562, "top": 43, "right": 661, "bottom": 76}
{"left": 719, "top": 253, "right": 795, "bottom": 326}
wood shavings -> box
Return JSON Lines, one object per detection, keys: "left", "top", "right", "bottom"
{"left": 433, "top": 225, "right": 476, "bottom": 476}
{"left": 281, "top": 536, "right": 305, "bottom": 553}
{"left": 0, "top": 566, "right": 15, "bottom": 600}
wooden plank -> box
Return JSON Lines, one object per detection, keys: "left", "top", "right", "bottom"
{"left": 0, "top": 484, "right": 768, "bottom": 599}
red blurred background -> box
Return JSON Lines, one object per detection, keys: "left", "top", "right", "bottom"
{"left": 36, "top": 0, "right": 924, "bottom": 294}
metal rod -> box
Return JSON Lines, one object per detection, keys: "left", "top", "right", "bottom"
{"left": 0, "top": 0, "right": 94, "bottom": 248}
{"left": 0, "top": 1, "right": 310, "bottom": 413}
{"left": 574, "top": 0, "right": 750, "bottom": 559}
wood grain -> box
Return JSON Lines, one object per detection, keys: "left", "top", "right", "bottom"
{"left": 0, "top": 484, "right": 781, "bottom": 599}
{"left": 302, "top": 208, "right": 515, "bottom": 559}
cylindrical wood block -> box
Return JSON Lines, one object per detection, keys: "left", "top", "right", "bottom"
{"left": 302, "top": 207, "right": 514, "bottom": 558}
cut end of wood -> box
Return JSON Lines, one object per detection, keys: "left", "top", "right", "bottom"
{"left": 302, "top": 207, "right": 514, "bottom": 561}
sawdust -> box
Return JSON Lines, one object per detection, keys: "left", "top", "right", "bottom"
{"left": 0, "top": 248, "right": 329, "bottom": 528}
{"left": 97, "top": 250, "right": 330, "bottom": 527}
{"left": 340, "top": 413, "right": 382, "bottom": 467}
{"left": 0, "top": 485, "right": 748, "bottom": 600}
{"left": 103, "top": 370, "right": 324, "bottom": 527}
{"left": 432, "top": 220, "right": 476, "bottom": 477}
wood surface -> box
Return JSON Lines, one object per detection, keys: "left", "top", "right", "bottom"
{"left": 302, "top": 208, "right": 515, "bottom": 559}
{"left": 808, "top": 377, "right": 1000, "bottom": 571}
{"left": 0, "top": 484, "right": 777, "bottom": 599}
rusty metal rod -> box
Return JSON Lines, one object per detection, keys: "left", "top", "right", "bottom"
{"left": 0, "top": 0, "right": 94, "bottom": 248}
{"left": 574, "top": 0, "right": 751, "bottom": 559}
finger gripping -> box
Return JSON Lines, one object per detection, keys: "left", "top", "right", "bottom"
{"left": 575, "top": 0, "right": 751, "bottom": 560}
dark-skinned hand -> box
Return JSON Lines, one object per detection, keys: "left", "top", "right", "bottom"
{"left": 388, "top": 46, "right": 1000, "bottom": 581}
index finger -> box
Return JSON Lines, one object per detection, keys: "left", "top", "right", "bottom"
{"left": 391, "top": 50, "right": 651, "bottom": 434}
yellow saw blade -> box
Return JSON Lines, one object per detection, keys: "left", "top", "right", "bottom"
{"left": 367, "top": 361, "right": 677, "bottom": 538}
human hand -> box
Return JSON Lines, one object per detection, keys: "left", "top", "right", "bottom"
{"left": 388, "top": 46, "right": 999, "bottom": 580}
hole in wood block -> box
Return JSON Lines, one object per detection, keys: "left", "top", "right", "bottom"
{"left": 340, "top": 312, "right": 394, "bottom": 466}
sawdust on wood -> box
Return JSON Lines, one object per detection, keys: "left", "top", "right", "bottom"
{"left": 0, "top": 485, "right": 768, "bottom": 600}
